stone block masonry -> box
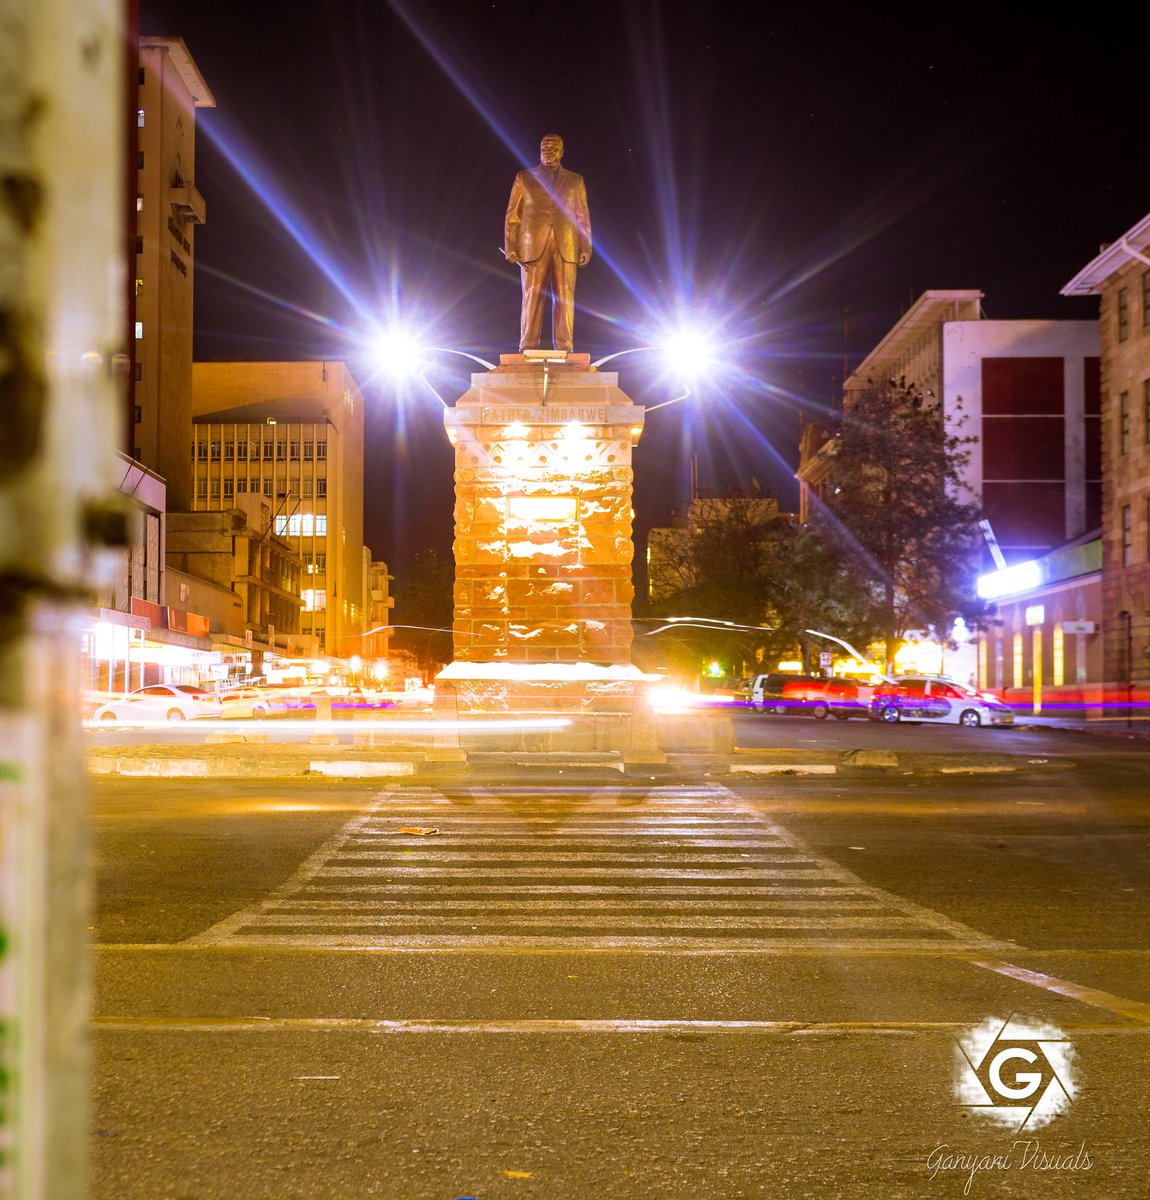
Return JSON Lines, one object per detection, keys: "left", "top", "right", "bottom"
{"left": 443, "top": 354, "right": 644, "bottom": 664}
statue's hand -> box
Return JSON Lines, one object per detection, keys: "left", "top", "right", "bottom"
{"left": 506, "top": 250, "right": 520, "bottom": 266}
{"left": 578, "top": 252, "right": 590, "bottom": 267}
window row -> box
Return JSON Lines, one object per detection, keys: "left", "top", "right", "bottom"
{"left": 1116, "top": 379, "right": 1150, "bottom": 454}
{"left": 1115, "top": 270, "right": 1150, "bottom": 343}
{"left": 194, "top": 439, "right": 327, "bottom": 462}
{"left": 275, "top": 513, "right": 328, "bottom": 537}
{"left": 197, "top": 478, "right": 326, "bottom": 499}
{"left": 1119, "top": 497, "right": 1150, "bottom": 567}
{"left": 303, "top": 552, "right": 327, "bottom": 575}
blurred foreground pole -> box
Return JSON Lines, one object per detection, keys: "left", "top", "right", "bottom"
{"left": 0, "top": 1, "right": 124, "bottom": 1197}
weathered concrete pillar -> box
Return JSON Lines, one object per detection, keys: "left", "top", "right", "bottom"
{"left": 0, "top": 0, "right": 125, "bottom": 1195}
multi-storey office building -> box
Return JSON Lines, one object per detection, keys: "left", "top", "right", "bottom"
{"left": 133, "top": 36, "right": 214, "bottom": 509}
{"left": 191, "top": 361, "right": 368, "bottom": 658}
{"left": 1063, "top": 210, "right": 1150, "bottom": 694}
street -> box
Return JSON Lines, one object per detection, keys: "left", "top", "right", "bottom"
{"left": 89, "top": 732, "right": 1150, "bottom": 1198}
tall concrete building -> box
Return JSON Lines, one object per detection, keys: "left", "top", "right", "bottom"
{"left": 133, "top": 36, "right": 214, "bottom": 509}
{"left": 1063, "top": 210, "right": 1150, "bottom": 693}
{"left": 799, "top": 291, "right": 1101, "bottom": 567}
{"left": 191, "top": 361, "right": 369, "bottom": 658}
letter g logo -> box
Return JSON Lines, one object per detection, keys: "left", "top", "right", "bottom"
{"left": 988, "top": 1047, "right": 1041, "bottom": 1099}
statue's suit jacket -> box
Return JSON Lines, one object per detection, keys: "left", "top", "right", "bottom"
{"left": 504, "top": 164, "right": 592, "bottom": 265}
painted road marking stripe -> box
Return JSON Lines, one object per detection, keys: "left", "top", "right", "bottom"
{"left": 91, "top": 1016, "right": 1150, "bottom": 1035}
{"left": 289, "top": 885, "right": 872, "bottom": 896}
{"left": 189, "top": 784, "right": 1010, "bottom": 950}
{"left": 964, "top": 959, "right": 1150, "bottom": 1024}
{"left": 197, "top": 935, "right": 992, "bottom": 950}
{"left": 262, "top": 898, "right": 894, "bottom": 911}
{"left": 239, "top": 914, "right": 925, "bottom": 929}
{"left": 306, "top": 867, "right": 839, "bottom": 879}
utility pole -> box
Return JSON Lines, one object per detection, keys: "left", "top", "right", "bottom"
{"left": 0, "top": 2, "right": 124, "bottom": 1196}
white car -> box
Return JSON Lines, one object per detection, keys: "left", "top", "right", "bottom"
{"left": 92, "top": 684, "right": 223, "bottom": 723}
{"left": 218, "top": 687, "right": 274, "bottom": 718}
{"left": 870, "top": 675, "right": 1015, "bottom": 727}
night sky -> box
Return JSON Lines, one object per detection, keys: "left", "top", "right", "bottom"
{"left": 138, "top": 1, "right": 1144, "bottom": 582}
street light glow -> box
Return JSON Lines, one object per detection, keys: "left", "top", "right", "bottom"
{"left": 661, "top": 327, "right": 714, "bottom": 378}
{"left": 372, "top": 325, "right": 427, "bottom": 377}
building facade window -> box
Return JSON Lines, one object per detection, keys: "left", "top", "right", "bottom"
{"left": 262, "top": 479, "right": 273, "bottom": 497}
{"left": 1120, "top": 392, "right": 1130, "bottom": 454}
{"left": 316, "top": 478, "right": 327, "bottom": 498}
{"left": 303, "top": 440, "right": 313, "bottom": 461}
{"left": 302, "top": 589, "right": 326, "bottom": 612}
{"left": 1122, "top": 504, "right": 1132, "bottom": 566}
{"left": 1143, "top": 270, "right": 1150, "bottom": 326}
{"left": 289, "top": 440, "right": 300, "bottom": 460}
{"left": 276, "top": 440, "right": 287, "bottom": 461}
{"left": 236, "top": 441, "right": 247, "bottom": 461}
{"left": 197, "top": 441, "right": 207, "bottom": 461}
{"left": 1117, "top": 288, "right": 1130, "bottom": 341}
{"left": 316, "top": 440, "right": 327, "bottom": 460}
{"left": 197, "top": 479, "right": 207, "bottom": 499}
{"left": 210, "top": 441, "right": 221, "bottom": 462}
{"left": 134, "top": 321, "right": 143, "bottom": 339}
{"left": 223, "top": 479, "right": 234, "bottom": 499}
{"left": 262, "top": 441, "right": 273, "bottom": 461}
{"left": 210, "top": 479, "right": 220, "bottom": 498}
{"left": 302, "top": 479, "right": 313, "bottom": 498}
{"left": 224, "top": 440, "right": 234, "bottom": 461}
{"left": 237, "top": 479, "right": 248, "bottom": 493}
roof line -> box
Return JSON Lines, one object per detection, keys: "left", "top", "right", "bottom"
{"left": 1062, "top": 210, "right": 1150, "bottom": 295}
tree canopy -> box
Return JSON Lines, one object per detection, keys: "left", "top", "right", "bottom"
{"left": 819, "top": 376, "right": 983, "bottom": 665}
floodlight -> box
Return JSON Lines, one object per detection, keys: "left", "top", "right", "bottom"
{"left": 372, "top": 326, "right": 427, "bottom": 378}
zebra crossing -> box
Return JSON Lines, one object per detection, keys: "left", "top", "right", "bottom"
{"left": 189, "top": 784, "right": 1009, "bottom": 951}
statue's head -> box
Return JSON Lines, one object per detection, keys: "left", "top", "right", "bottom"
{"left": 539, "top": 135, "right": 564, "bottom": 167}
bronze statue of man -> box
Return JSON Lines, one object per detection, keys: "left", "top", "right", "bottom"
{"left": 504, "top": 134, "right": 592, "bottom": 352}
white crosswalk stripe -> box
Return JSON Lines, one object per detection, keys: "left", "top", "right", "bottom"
{"left": 188, "top": 784, "right": 1010, "bottom": 951}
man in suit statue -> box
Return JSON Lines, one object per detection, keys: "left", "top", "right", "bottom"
{"left": 504, "top": 134, "right": 592, "bottom": 352}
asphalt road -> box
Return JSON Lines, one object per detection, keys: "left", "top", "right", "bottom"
{"left": 90, "top": 754, "right": 1150, "bottom": 1198}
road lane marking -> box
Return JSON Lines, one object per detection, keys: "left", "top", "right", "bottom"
{"left": 186, "top": 784, "right": 1013, "bottom": 952}
{"left": 89, "top": 1015, "right": 1150, "bottom": 1035}
{"left": 963, "top": 959, "right": 1150, "bottom": 1024}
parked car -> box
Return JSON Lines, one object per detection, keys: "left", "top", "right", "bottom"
{"left": 821, "top": 677, "right": 876, "bottom": 720}
{"left": 870, "top": 675, "right": 1015, "bottom": 727}
{"left": 92, "top": 684, "right": 223, "bottom": 723}
{"left": 749, "top": 673, "right": 827, "bottom": 715}
{"left": 217, "top": 687, "right": 274, "bottom": 719}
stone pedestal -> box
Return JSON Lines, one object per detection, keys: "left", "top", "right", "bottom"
{"left": 444, "top": 353, "right": 642, "bottom": 664}
{"left": 437, "top": 353, "right": 664, "bottom": 762}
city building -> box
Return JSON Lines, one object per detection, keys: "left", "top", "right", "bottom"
{"left": 190, "top": 360, "right": 369, "bottom": 658}
{"left": 800, "top": 291, "right": 1100, "bottom": 567}
{"left": 132, "top": 36, "right": 214, "bottom": 509}
{"left": 796, "top": 290, "right": 1101, "bottom": 688}
{"left": 362, "top": 554, "right": 396, "bottom": 670}
{"left": 85, "top": 453, "right": 216, "bottom": 698}
{"left": 1062, "top": 210, "right": 1150, "bottom": 698}
{"left": 975, "top": 532, "right": 1103, "bottom": 713}
{"left": 166, "top": 497, "right": 311, "bottom": 677}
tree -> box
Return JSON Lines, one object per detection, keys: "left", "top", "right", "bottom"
{"left": 820, "top": 377, "right": 983, "bottom": 667}
{"left": 389, "top": 548, "right": 454, "bottom": 679}
{"left": 642, "top": 491, "right": 853, "bottom": 677}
